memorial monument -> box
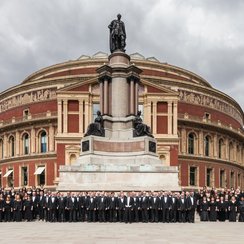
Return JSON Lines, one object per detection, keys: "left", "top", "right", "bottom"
{"left": 57, "top": 15, "right": 180, "bottom": 191}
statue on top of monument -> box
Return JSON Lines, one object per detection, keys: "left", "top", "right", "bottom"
{"left": 108, "top": 14, "right": 126, "bottom": 53}
{"left": 84, "top": 110, "right": 105, "bottom": 137}
{"left": 133, "top": 111, "right": 154, "bottom": 138}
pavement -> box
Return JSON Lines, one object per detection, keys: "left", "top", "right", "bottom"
{"left": 0, "top": 220, "right": 243, "bottom": 244}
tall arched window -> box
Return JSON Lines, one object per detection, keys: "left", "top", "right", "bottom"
{"left": 188, "top": 133, "right": 195, "bottom": 154}
{"left": 9, "top": 136, "right": 15, "bottom": 157}
{"left": 219, "top": 139, "right": 224, "bottom": 159}
{"left": 23, "top": 134, "right": 29, "bottom": 155}
{"left": 204, "top": 136, "right": 210, "bottom": 157}
{"left": 40, "top": 131, "right": 47, "bottom": 153}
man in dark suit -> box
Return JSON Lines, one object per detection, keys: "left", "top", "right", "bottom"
{"left": 32, "top": 191, "right": 39, "bottom": 220}
{"left": 108, "top": 192, "right": 118, "bottom": 222}
{"left": 178, "top": 192, "right": 186, "bottom": 223}
{"left": 44, "top": 191, "right": 51, "bottom": 222}
{"left": 66, "top": 192, "right": 77, "bottom": 222}
{"left": 124, "top": 192, "right": 134, "bottom": 223}
{"left": 169, "top": 192, "right": 178, "bottom": 222}
{"left": 38, "top": 190, "right": 45, "bottom": 221}
{"left": 186, "top": 191, "right": 197, "bottom": 223}
{"left": 86, "top": 192, "right": 97, "bottom": 222}
{"left": 118, "top": 191, "right": 126, "bottom": 222}
{"left": 80, "top": 192, "right": 87, "bottom": 222}
{"left": 162, "top": 191, "right": 171, "bottom": 223}
{"left": 97, "top": 191, "right": 107, "bottom": 222}
{"left": 57, "top": 192, "right": 66, "bottom": 222}
{"left": 150, "top": 192, "right": 160, "bottom": 222}
{"left": 141, "top": 191, "right": 149, "bottom": 223}
{"left": 132, "top": 192, "right": 140, "bottom": 222}
{"left": 48, "top": 192, "right": 58, "bottom": 222}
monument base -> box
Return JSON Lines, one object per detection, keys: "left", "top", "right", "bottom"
{"left": 57, "top": 167, "right": 180, "bottom": 191}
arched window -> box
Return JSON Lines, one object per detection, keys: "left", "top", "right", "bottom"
{"left": 70, "top": 154, "right": 77, "bottom": 165}
{"left": 204, "top": 136, "right": 210, "bottom": 157}
{"left": 40, "top": 131, "right": 47, "bottom": 153}
{"left": 188, "top": 133, "right": 195, "bottom": 154}
{"left": 219, "top": 139, "right": 224, "bottom": 159}
{"left": 9, "top": 136, "right": 15, "bottom": 157}
{"left": 23, "top": 133, "right": 29, "bottom": 155}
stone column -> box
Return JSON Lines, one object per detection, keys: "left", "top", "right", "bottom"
{"left": 225, "top": 138, "right": 229, "bottom": 160}
{"left": 3, "top": 134, "right": 7, "bottom": 158}
{"left": 130, "top": 78, "right": 135, "bottom": 115}
{"left": 199, "top": 130, "right": 203, "bottom": 156}
{"left": 135, "top": 81, "right": 139, "bottom": 115}
{"left": 181, "top": 128, "right": 186, "bottom": 154}
{"left": 63, "top": 99, "right": 68, "bottom": 133}
{"left": 213, "top": 134, "right": 218, "bottom": 158}
{"left": 173, "top": 102, "right": 178, "bottom": 135}
{"left": 104, "top": 78, "right": 109, "bottom": 115}
{"left": 31, "top": 127, "right": 35, "bottom": 154}
{"left": 84, "top": 100, "right": 89, "bottom": 129}
{"left": 79, "top": 99, "right": 83, "bottom": 134}
{"left": 153, "top": 102, "right": 157, "bottom": 134}
{"left": 15, "top": 130, "right": 20, "bottom": 156}
{"left": 57, "top": 100, "right": 62, "bottom": 133}
{"left": 167, "top": 102, "right": 172, "bottom": 134}
{"left": 99, "top": 82, "right": 104, "bottom": 114}
{"left": 49, "top": 124, "right": 55, "bottom": 152}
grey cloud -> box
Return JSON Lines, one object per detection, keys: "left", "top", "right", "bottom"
{"left": 0, "top": 0, "right": 243, "bottom": 110}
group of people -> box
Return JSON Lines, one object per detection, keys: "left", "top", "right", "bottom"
{"left": 0, "top": 186, "right": 243, "bottom": 223}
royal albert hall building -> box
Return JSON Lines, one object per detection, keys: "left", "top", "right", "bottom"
{"left": 0, "top": 52, "right": 243, "bottom": 190}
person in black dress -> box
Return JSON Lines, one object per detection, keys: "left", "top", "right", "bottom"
{"left": 13, "top": 194, "right": 23, "bottom": 222}
{"left": 238, "top": 196, "right": 244, "bottom": 222}
{"left": 23, "top": 195, "right": 33, "bottom": 221}
{"left": 200, "top": 196, "right": 209, "bottom": 221}
{"left": 218, "top": 196, "right": 227, "bottom": 222}
{"left": 0, "top": 194, "right": 4, "bottom": 222}
{"left": 228, "top": 196, "right": 237, "bottom": 222}
{"left": 208, "top": 197, "right": 217, "bottom": 221}
{"left": 3, "top": 195, "right": 13, "bottom": 222}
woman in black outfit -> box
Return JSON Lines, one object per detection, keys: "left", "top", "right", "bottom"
{"left": 218, "top": 196, "right": 227, "bottom": 222}
{"left": 3, "top": 195, "right": 13, "bottom": 222}
{"left": 228, "top": 196, "right": 237, "bottom": 222}
{"left": 238, "top": 196, "right": 244, "bottom": 222}
{"left": 208, "top": 197, "right": 217, "bottom": 221}
{"left": 23, "top": 195, "right": 33, "bottom": 221}
{"left": 0, "top": 194, "right": 4, "bottom": 222}
{"left": 200, "top": 196, "right": 209, "bottom": 221}
{"left": 13, "top": 194, "right": 23, "bottom": 222}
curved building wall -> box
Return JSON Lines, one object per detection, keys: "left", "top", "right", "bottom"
{"left": 0, "top": 52, "right": 243, "bottom": 190}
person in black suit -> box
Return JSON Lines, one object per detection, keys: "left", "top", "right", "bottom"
{"left": 86, "top": 192, "right": 97, "bottom": 222}
{"left": 118, "top": 192, "right": 126, "bottom": 222}
{"left": 44, "top": 191, "right": 51, "bottom": 222}
{"left": 23, "top": 195, "right": 33, "bottom": 222}
{"left": 108, "top": 192, "right": 118, "bottom": 222}
{"left": 141, "top": 191, "right": 149, "bottom": 223}
{"left": 57, "top": 192, "right": 66, "bottom": 222}
{"left": 169, "top": 192, "right": 178, "bottom": 222}
{"left": 97, "top": 192, "right": 107, "bottom": 222}
{"left": 0, "top": 194, "right": 4, "bottom": 222}
{"left": 162, "top": 191, "right": 170, "bottom": 223}
{"left": 80, "top": 192, "right": 88, "bottom": 222}
{"left": 38, "top": 191, "right": 45, "bottom": 221}
{"left": 150, "top": 192, "right": 160, "bottom": 222}
{"left": 48, "top": 192, "right": 58, "bottom": 222}
{"left": 13, "top": 194, "right": 23, "bottom": 222}
{"left": 186, "top": 191, "right": 197, "bottom": 223}
{"left": 66, "top": 192, "right": 77, "bottom": 222}
{"left": 124, "top": 192, "right": 134, "bottom": 223}
{"left": 32, "top": 191, "right": 39, "bottom": 220}
{"left": 177, "top": 192, "right": 186, "bottom": 223}
{"left": 132, "top": 192, "right": 140, "bottom": 222}
{"left": 3, "top": 195, "right": 13, "bottom": 222}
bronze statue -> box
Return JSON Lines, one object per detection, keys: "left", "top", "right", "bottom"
{"left": 108, "top": 14, "right": 126, "bottom": 53}
{"left": 84, "top": 110, "right": 105, "bottom": 137}
{"left": 133, "top": 111, "right": 153, "bottom": 137}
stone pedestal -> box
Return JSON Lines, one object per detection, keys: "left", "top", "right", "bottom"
{"left": 57, "top": 51, "right": 180, "bottom": 191}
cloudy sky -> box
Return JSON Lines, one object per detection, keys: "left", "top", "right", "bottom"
{"left": 0, "top": 0, "right": 244, "bottom": 110}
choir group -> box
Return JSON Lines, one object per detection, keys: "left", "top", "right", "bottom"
{"left": 0, "top": 186, "right": 244, "bottom": 223}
